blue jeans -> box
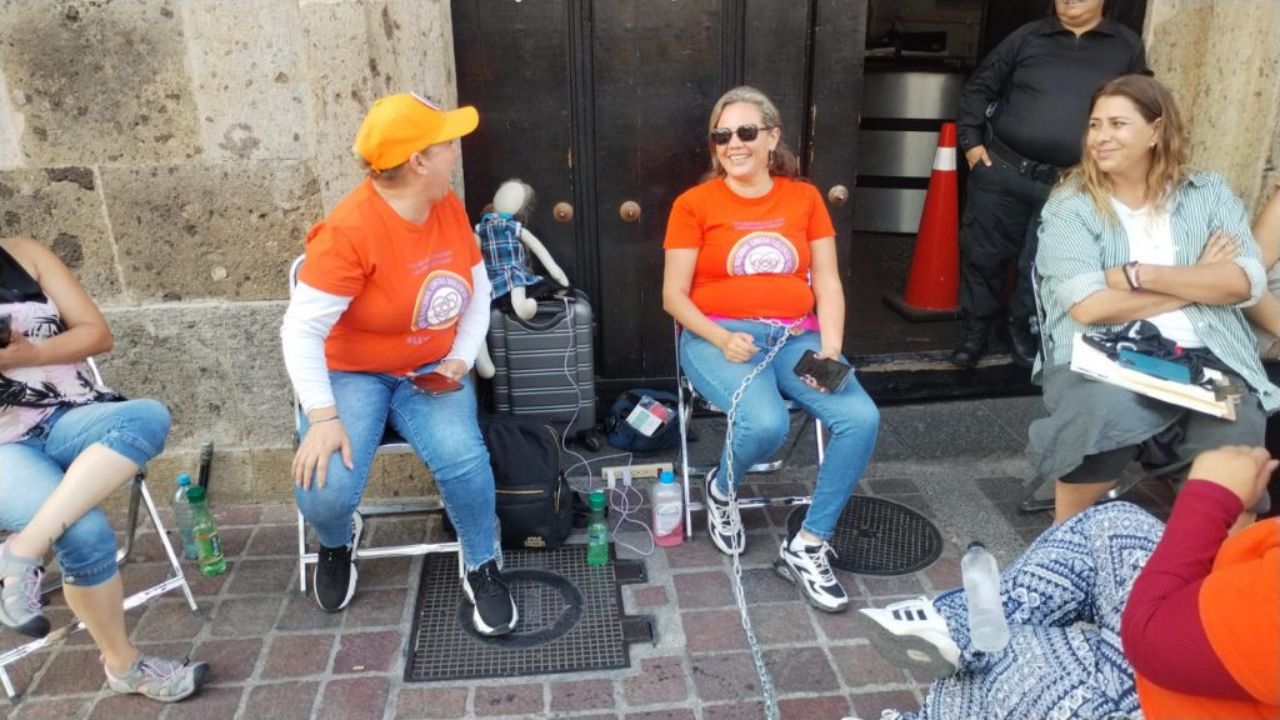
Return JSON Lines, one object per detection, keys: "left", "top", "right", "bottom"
{"left": 679, "top": 320, "right": 880, "bottom": 539}
{"left": 294, "top": 366, "right": 499, "bottom": 571}
{"left": 0, "top": 400, "right": 172, "bottom": 587}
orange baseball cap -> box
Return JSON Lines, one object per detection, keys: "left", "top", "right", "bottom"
{"left": 352, "top": 93, "right": 479, "bottom": 170}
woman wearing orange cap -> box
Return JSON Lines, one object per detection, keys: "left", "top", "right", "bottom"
{"left": 280, "top": 93, "right": 516, "bottom": 636}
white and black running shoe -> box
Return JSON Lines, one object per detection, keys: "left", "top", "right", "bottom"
{"left": 704, "top": 467, "right": 744, "bottom": 556}
{"left": 855, "top": 596, "right": 960, "bottom": 679}
{"left": 774, "top": 534, "right": 848, "bottom": 612}
{"left": 313, "top": 513, "right": 363, "bottom": 613}
{"left": 463, "top": 559, "right": 518, "bottom": 636}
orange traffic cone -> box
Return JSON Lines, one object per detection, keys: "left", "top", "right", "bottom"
{"left": 884, "top": 122, "right": 961, "bottom": 321}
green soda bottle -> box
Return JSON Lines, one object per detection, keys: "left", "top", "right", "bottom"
{"left": 586, "top": 490, "right": 609, "bottom": 566}
{"left": 186, "top": 486, "right": 227, "bottom": 576}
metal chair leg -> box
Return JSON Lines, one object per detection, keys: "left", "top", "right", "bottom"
{"left": 1018, "top": 476, "right": 1055, "bottom": 513}
{"left": 1018, "top": 467, "right": 1146, "bottom": 514}
{"left": 297, "top": 509, "right": 309, "bottom": 595}
{"left": 137, "top": 478, "right": 198, "bottom": 613}
{"left": 296, "top": 505, "right": 461, "bottom": 596}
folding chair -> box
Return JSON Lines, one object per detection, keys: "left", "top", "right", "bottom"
{"left": 287, "top": 256, "right": 460, "bottom": 595}
{"left": 0, "top": 359, "right": 199, "bottom": 703}
{"left": 673, "top": 321, "right": 826, "bottom": 539}
{"left": 1018, "top": 263, "right": 1144, "bottom": 513}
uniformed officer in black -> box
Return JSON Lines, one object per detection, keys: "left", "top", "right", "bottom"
{"left": 953, "top": 0, "right": 1146, "bottom": 368}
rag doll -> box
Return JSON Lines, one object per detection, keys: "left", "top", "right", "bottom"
{"left": 474, "top": 179, "right": 570, "bottom": 378}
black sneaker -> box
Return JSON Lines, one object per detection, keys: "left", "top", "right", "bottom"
{"left": 462, "top": 560, "right": 518, "bottom": 636}
{"left": 704, "top": 467, "right": 744, "bottom": 556}
{"left": 313, "top": 513, "right": 363, "bottom": 613}
{"left": 951, "top": 314, "right": 990, "bottom": 368}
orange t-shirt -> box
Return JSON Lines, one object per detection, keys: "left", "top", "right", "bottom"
{"left": 298, "top": 179, "right": 482, "bottom": 375}
{"left": 1135, "top": 517, "right": 1280, "bottom": 720}
{"left": 663, "top": 176, "right": 836, "bottom": 319}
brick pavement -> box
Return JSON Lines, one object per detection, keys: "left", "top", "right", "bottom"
{"left": 0, "top": 408, "right": 1182, "bottom": 720}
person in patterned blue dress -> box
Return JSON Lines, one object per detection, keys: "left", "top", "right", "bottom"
{"left": 857, "top": 501, "right": 1161, "bottom": 719}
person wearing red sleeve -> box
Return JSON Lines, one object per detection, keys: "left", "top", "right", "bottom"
{"left": 662, "top": 86, "right": 880, "bottom": 612}
{"left": 1123, "top": 445, "right": 1280, "bottom": 719}
{"left": 852, "top": 445, "right": 1277, "bottom": 720}
{"left": 279, "top": 94, "right": 516, "bottom": 637}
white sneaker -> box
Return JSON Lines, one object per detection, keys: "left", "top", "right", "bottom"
{"left": 774, "top": 535, "right": 848, "bottom": 613}
{"left": 855, "top": 596, "right": 960, "bottom": 679}
{"left": 703, "top": 468, "right": 744, "bottom": 556}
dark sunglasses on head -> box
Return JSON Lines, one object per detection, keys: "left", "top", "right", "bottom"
{"left": 709, "top": 124, "right": 772, "bottom": 145}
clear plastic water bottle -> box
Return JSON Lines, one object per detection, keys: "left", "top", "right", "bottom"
{"left": 171, "top": 473, "right": 198, "bottom": 560}
{"left": 187, "top": 486, "right": 227, "bottom": 576}
{"left": 961, "top": 541, "right": 1010, "bottom": 652}
{"left": 586, "top": 490, "right": 609, "bottom": 566}
{"left": 651, "top": 470, "right": 684, "bottom": 547}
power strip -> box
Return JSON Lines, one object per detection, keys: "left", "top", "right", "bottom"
{"left": 601, "top": 462, "right": 674, "bottom": 489}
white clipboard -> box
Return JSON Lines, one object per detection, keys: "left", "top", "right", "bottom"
{"left": 1070, "top": 334, "right": 1238, "bottom": 420}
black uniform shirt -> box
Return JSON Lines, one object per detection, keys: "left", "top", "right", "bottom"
{"left": 957, "top": 16, "right": 1147, "bottom": 168}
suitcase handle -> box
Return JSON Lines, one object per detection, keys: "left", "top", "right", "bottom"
{"left": 508, "top": 290, "right": 583, "bottom": 332}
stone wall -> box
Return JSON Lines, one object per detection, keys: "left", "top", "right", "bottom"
{"left": 3, "top": 1, "right": 1279, "bottom": 506}
{"left": 1144, "top": 0, "right": 1280, "bottom": 211}
{"left": 0, "top": 0, "right": 456, "bottom": 504}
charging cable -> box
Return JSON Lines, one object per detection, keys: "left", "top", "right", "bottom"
{"left": 544, "top": 295, "right": 656, "bottom": 554}
{"left": 605, "top": 467, "right": 656, "bottom": 557}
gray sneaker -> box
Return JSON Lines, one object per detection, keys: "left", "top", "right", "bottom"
{"left": 0, "top": 538, "right": 49, "bottom": 638}
{"left": 103, "top": 654, "right": 209, "bottom": 702}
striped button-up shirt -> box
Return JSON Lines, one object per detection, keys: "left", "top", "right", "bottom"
{"left": 1036, "top": 171, "right": 1280, "bottom": 413}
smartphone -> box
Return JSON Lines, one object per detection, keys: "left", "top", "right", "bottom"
{"left": 793, "top": 350, "right": 852, "bottom": 393}
{"left": 1117, "top": 349, "right": 1192, "bottom": 384}
{"left": 409, "top": 372, "right": 464, "bottom": 396}
{"left": 0, "top": 314, "right": 10, "bottom": 349}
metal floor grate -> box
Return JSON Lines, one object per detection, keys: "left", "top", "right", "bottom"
{"left": 788, "top": 495, "right": 942, "bottom": 576}
{"left": 405, "top": 545, "right": 648, "bottom": 683}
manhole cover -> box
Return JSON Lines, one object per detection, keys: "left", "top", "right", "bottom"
{"left": 406, "top": 545, "right": 648, "bottom": 682}
{"left": 788, "top": 495, "right": 942, "bottom": 576}
{"left": 457, "top": 569, "right": 584, "bottom": 648}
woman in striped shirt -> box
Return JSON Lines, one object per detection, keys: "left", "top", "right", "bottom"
{"left": 1031, "top": 74, "right": 1278, "bottom": 523}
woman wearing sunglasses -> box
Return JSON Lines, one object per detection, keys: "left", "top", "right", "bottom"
{"left": 662, "top": 85, "right": 879, "bottom": 612}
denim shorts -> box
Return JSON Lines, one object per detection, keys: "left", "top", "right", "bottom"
{"left": 0, "top": 399, "right": 171, "bottom": 586}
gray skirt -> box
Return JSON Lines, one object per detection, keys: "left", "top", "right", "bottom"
{"left": 1027, "top": 364, "right": 1266, "bottom": 482}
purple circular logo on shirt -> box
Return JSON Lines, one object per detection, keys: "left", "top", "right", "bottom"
{"left": 727, "top": 232, "right": 799, "bottom": 276}
{"left": 413, "top": 271, "right": 471, "bottom": 331}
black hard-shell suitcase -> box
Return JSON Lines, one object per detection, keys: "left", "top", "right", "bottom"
{"left": 487, "top": 289, "right": 597, "bottom": 445}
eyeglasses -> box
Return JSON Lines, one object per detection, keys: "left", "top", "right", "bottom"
{"left": 709, "top": 124, "right": 772, "bottom": 145}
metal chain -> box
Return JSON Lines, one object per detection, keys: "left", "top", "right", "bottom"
{"left": 721, "top": 318, "right": 803, "bottom": 720}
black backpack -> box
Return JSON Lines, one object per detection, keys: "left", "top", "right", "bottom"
{"left": 480, "top": 415, "right": 574, "bottom": 550}
{"left": 601, "top": 389, "right": 684, "bottom": 455}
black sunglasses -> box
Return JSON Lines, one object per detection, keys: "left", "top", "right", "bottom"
{"left": 709, "top": 124, "right": 772, "bottom": 145}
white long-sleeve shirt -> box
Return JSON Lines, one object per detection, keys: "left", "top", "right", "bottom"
{"left": 280, "top": 262, "right": 492, "bottom": 412}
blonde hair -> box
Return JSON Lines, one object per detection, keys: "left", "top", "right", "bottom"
{"left": 362, "top": 141, "right": 437, "bottom": 182}
{"left": 363, "top": 157, "right": 409, "bottom": 181}
{"left": 1060, "top": 74, "right": 1189, "bottom": 222}
{"left": 703, "top": 86, "right": 800, "bottom": 181}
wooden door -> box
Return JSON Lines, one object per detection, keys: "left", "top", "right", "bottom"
{"left": 451, "top": 0, "right": 578, "bottom": 280}
{"left": 453, "top": 1, "right": 867, "bottom": 390}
